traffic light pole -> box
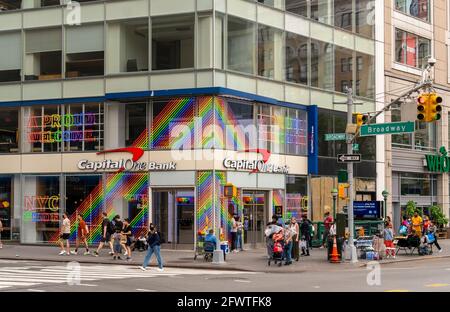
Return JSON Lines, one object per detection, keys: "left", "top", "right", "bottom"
{"left": 346, "top": 88, "right": 358, "bottom": 264}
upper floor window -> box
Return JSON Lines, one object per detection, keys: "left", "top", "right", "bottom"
{"left": 395, "top": 0, "right": 430, "bottom": 22}
{"left": 0, "top": 107, "right": 19, "bottom": 153}
{"left": 0, "top": 0, "right": 21, "bottom": 11}
{"left": 0, "top": 31, "right": 21, "bottom": 83}
{"left": 395, "top": 28, "right": 431, "bottom": 69}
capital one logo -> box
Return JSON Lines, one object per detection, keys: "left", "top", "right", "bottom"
{"left": 223, "top": 149, "right": 289, "bottom": 174}
{"left": 78, "top": 147, "right": 176, "bottom": 172}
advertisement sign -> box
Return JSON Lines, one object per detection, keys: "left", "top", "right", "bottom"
{"left": 353, "top": 201, "right": 381, "bottom": 220}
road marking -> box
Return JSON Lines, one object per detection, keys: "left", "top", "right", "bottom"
{"left": 0, "top": 281, "right": 39, "bottom": 287}
{"left": 234, "top": 279, "right": 251, "bottom": 283}
{"left": 313, "top": 286, "right": 320, "bottom": 289}
{"left": 78, "top": 283, "right": 98, "bottom": 287}
{"left": 384, "top": 289, "right": 410, "bottom": 292}
{"left": 136, "top": 288, "right": 156, "bottom": 292}
{"left": 27, "top": 289, "right": 46, "bottom": 292}
{"left": 425, "top": 283, "right": 449, "bottom": 288}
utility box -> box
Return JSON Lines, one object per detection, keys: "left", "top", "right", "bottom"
{"left": 336, "top": 212, "right": 348, "bottom": 238}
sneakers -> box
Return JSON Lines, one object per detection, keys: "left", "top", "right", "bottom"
{"left": 157, "top": 268, "right": 164, "bottom": 272}
{"left": 439, "top": 249, "right": 443, "bottom": 253}
{"left": 109, "top": 251, "right": 114, "bottom": 255}
{"left": 84, "top": 251, "right": 91, "bottom": 256}
{"left": 139, "top": 266, "right": 147, "bottom": 271}
{"left": 113, "top": 256, "right": 117, "bottom": 260}
{"left": 124, "top": 251, "right": 128, "bottom": 256}
{"left": 93, "top": 251, "right": 99, "bottom": 257}
{"left": 0, "top": 245, "right": 3, "bottom": 249}
{"left": 117, "top": 256, "right": 122, "bottom": 260}
{"left": 59, "top": 250, "right": 66, "bottom": 255}
{"left": 126, "top": 257, "right": 132, "bottom": 262}
{"left": 70, "top": 250, "right": 77, "bottom": 255}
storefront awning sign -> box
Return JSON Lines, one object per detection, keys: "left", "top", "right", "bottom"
{"left": 223, "top": 149, "right": 289, "bottom": 174}
{"left": 425, "top": 146, "right": 450, "bottom": 173}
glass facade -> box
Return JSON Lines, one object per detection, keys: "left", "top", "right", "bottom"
{"left": 395, "top": 0, "right": 430, "bottom": 22}
{"left": 395, "top": 29, "right": 431, "bottom": 69}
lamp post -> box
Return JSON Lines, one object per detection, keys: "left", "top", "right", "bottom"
{"left": 382, "top": 190, "right": 389, "bottom": 220}
{"left": 331, "top": 188, "right": 338, "bottom": 220}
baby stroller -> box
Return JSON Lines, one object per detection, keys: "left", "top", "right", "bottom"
{"left": 268, "top": 231, "right": 284, "bottom": 267}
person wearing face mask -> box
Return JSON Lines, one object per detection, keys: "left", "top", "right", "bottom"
{"left": 140, "top": 224, "right": 164, "bottom": 272}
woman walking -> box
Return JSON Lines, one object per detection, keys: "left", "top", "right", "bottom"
{"left": 235, "top": 216, "right": 244, "bottom": 252}
{"left": 140, "top": 224, "right": 164, "bottom": 271}
{"left": 289, "top": 217, "right": 300, "bottom": 261}
{"left": 122, "top": 218, "right": 133, "bottom": 261}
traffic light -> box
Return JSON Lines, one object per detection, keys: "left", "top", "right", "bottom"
{"left": 417, "top": 94, "right": 428, "bottom": 121}
{"left": 354, "top": 113, "right": 368, "bottom": 127}
{"left": 429, "top": 93, "right": 443, "bottom": 121}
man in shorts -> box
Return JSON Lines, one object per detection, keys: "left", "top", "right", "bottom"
{"left": 94, "top": 212, "right": 114, "bottom": 257}
{"left": 59, "top": 213, "right": 71, "bottom": 256}
{"left": 73, "top": 213, "right": 90, "bottom": 255}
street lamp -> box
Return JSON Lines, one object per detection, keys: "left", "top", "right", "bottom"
{"left": 331, "top": 188, "right": 338, "bottom": 220}
{"left": 382, "top": 190, "right": 389, "bottom": 220}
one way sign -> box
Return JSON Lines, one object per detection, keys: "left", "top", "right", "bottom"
{"left": 337, "top": 154, "right": 361, "bottom": 163}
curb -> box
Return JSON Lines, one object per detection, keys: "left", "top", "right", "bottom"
{"left": 357, "top": 254, "right": 450, "bottom": 267}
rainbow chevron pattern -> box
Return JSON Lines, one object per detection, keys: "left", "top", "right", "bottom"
{"left": 197, "top": 171, "right": 215, "bottom": 235}
{"left": 151, "top": 97, "right": 195, "bottom": 149}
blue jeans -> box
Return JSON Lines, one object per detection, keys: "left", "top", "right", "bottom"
{"left": 284, "top": 241, "right": 293, "bottom": 263}
{"left": 142, "top": 245, "right": 163, "bottom": 269}
{"left": 235, "top": 232, "right": 243, "bottom": 250}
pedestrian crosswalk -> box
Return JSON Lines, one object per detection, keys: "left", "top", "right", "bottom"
{"left": 0, "top": 264, "right": 250, "bottom": 291}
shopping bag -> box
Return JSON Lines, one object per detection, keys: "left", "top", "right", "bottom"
{"left": 399, "top": 225, "right": 407, "bottom": 235}
{"left": 299, "top": 240, "right": 307, "bottom": 249}
{"left": 426, "top": 233, "right": 435, "bottom": 243}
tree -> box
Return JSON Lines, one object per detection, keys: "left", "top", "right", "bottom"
{"left": 429, "top": 205, "right": 449, "bottom": 229}
{"left": 405, "top": 201, "right": 419, "bottom": 217}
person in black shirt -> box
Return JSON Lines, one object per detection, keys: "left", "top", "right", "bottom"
{"left": 122, "top": 218, "right": 133, "bottom": 262}
{"left": 94, "top": 212, "right": 114, "bottom": 257}
{"left": 140, "top": 224, "right": 164, "bottom": 272}
{"left": 300, "top": 215, "right": 312, "bottom": 256}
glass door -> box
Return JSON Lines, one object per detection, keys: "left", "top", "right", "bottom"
{"left": 243, "top": 191, "right": 267, "bottom": 248}
{"left": 152, "top": 189, "right": 195, "bottom": 249}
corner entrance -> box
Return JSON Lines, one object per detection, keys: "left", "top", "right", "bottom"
{"left": 242, "top": 191, "right": 268, "bottom": 248}
{"left": 152, "top": 189, "right": 195, "bottom": 250}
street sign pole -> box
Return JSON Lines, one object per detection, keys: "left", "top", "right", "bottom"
{"left": 346, "top": 88, "right": 358, "bottom": 264}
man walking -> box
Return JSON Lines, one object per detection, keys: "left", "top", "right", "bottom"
{"left": 300, "top": 214, "right": 312, "bottom": 256}
{"left": 93, "top": 212, "right": 114, "bottom": 257}
{"left": 73, "top": 213, "right": 90, "bottom": 255}
{"left": 140, "top": 224, "right": 164, "bottom": 272}
{"left": 59, "top": 213, "right": 71, "bottom": 256}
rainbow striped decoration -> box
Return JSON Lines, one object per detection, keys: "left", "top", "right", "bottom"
{"left": 198, "top": 96, "right": 215, "bottom": 149}
{"left": 214, "top": 97, "right": 249, "bottom": 150}
{"left": 151, "top": 97, "right": 195, "bottom": 149}
{"left": 272, "top": 189, "right": 284, "bottom": 217}
{"left": 197, "top": 171, "right": 215, "bottom": 235}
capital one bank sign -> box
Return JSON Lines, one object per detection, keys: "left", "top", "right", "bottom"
{"left": 77, "top": 147, "right": 176, "bottom": 172}
{"left": 223, "top": 149, "right": 289, "bottom": 174}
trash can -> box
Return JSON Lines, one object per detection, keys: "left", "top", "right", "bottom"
{"left": 220, "top": 241, "right": 229, "bottom": 261}
{"left": 327, "top": 236, "right": 344, "bottom": 262}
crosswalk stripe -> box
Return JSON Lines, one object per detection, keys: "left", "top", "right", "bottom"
{"left": 425, "top": 283, "right": 449, "bottom": 288}
{"left": 0, "top": 281, "right": 39, "bottom": 287}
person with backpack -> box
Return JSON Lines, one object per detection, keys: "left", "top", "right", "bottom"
{"left": 93, "top": 212, "right": 114, "bottom": 257}
{"left": 140, "top": 224, "right": 164, "bottom": 272}
{"left": 428, "top": 221, "right": 442, "bottom": 253}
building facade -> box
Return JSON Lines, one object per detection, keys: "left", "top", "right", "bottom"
{"left": 384, "top": 0, "right": 450, "bottom": 230}
{"left": 0, "top": 0, "right": 380, "bottom": 248}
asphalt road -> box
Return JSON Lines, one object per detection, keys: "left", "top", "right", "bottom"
{"left": 0, "top": 258, "right": 449, "bottom": 292}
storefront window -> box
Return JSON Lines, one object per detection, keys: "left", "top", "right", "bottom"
{"left": 311, "top": 40, "right": 333, "bottom": 90}
{"left": 0, "top": 176, "right": 13, "bottom": 241}
{"left": 151, "top": 98, "right": 195, "bottom": 150}
{"left": 286, "top": 175, "right": 308, "bottom": 219}
{"left": 395, "top": 0, "right": 430, "bottom": 22}
{"left": 400, "top": 173, "right": 435, "bottom": 196}
{"left": 125, "top": 103, "right": 147, "bottom": 147}
{"left": 22, "top": 175, "right": 60, "bottom": 244}
{"left": 0, "top": 107, "right": 19, "bottom": 153}
{"left": 285, "top": 108, "right": 308, "bottom": 155}
{"left": 23, "top": 103, "right": 104, "bottom": 153}
{"left": 65, "top": 175, "right": 102, "bottom": 241}
{"left": 285, "top": 32, "right": 308, "bottom": 85}
{"left": 227, "top": 16, "right": 256, "bottom": 75}
{"left": 395, "top": 29, "right": 431, "bottom": 69}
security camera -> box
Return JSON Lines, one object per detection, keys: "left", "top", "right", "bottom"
{"left": 428, "top": 57, "right": 437, "bottom": 66}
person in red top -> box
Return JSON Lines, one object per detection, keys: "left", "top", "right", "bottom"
{"left": 321, "top": 211, "right": 334, "bottom": 248}
{"left": 73, "top": 213, "right": 90, "bottom": 255}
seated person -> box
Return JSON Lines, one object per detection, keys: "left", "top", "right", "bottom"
{"left": 132, "top": 235, "right": 148, "bottom": 251}
{"left": 406, "top": 229, "right": 420, "bottom": 248}
{"left": 419, "top": 234, "right": 431, "bottom": 255}
{"left": 204, "top": 229, "right": 217, "bottom": 252}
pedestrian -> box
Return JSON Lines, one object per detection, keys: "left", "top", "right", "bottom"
{"left": 411, "top": 211, "right": 423, "bottom": 237}
{"left": 73, "top": 213, "right": 90, "bottom": 255}
{"left": 423, "top": 215, "right": 430, "bottom": 233}
{"left": 230, "top": 215, "right": 237, "bottom": 252}
{"left": 93, "top": 212, "right": 114, "bottom": 257}
{"left": 321, "top": 211, "right": 333, "bottom": 248}
{"left": 283, "top": 222, "right": 293, "bottom": 265}
{"left": 289, "top": 217, "right": 300, "bottom": 261}
{"left": 0, "top": 219, "right": 3, "bottom": 249}
{"left": 140, "top": 224, "right": 164, "bottom": 272}
{"left": 428, "top": 221, "right": 442, "bottom": 253}
{"left": 59, "top": 213, "right": 71, "bottom": 256}
{"left": 264, "top": 223, "right": 274, "bottom": 260}
{"left": 122, "top": 218, "right": 133, "bottom": 261}
{"left": 235, "top": 216, "right": 243, "bottom": 252}
{"left": 300, "top": 214, "right": 312, "bottom": 256}
{"left": 112, "top": 215, "right": 123, "bottom": 260}
{"left": 383, "top": 222, "right": 395, "bottom": 258}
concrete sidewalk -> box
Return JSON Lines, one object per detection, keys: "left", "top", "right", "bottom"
{"left": 1, "top": 239, "right": 449, "bottom": 273}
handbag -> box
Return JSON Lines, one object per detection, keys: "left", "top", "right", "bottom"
{"left": 299, "top": 240, "right": 307, "bottom": 249}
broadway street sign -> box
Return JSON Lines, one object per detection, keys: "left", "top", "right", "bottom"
{"left": 337, "top": 154, "right": 361, "bottom": 163}
{"left": 360, "top": 121, "right": 415, "bottom": 136}
{"left": 324, "top": 133, "right": 347, "bottom": 141}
